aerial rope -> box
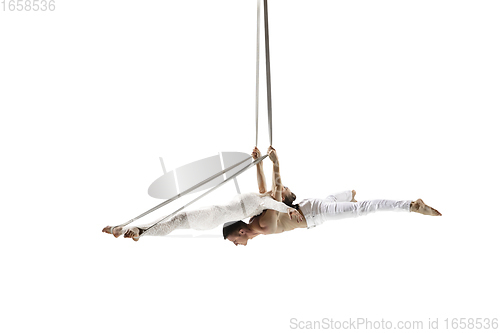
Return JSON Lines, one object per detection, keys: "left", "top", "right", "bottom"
{"left": 255, "top": 0, "right": 260, "bottom": 146}
{"left": 263, "top": 0, "right": 273, "bottom": 146}
{"left": 109, "top": 0, "right": 274, "bottom": 236}
{"left": 256, "top": 0, "right": 273, "bottom": 146}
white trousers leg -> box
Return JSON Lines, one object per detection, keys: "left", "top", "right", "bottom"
{"left": 138, "top": 212, "right": 190, "bottom": 237}
{"left": 305, "top": 198, "right": 411, "bottom": 228}
{"left": 139, "top": 204, "right": 234, "bottom": 237}
{"left": 138, "top": 196, "right": 256, "bottom": 236}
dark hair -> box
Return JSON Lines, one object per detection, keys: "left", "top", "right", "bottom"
{"left": 222, "top": 220, "right": 248, "bottom": 239}
{"left": 283, "top": 195, "right": 299, "bottom": 210}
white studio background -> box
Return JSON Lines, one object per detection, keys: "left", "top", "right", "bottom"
{"left": 1, "top": 1, "right": 499, "bottom": 332}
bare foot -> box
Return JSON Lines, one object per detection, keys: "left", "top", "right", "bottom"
{"left": 351, "top": 190, "right": 357, "bottom": 202}
{"left": 124, "top": 227, "right": 144, "bottom": 242}
{"left": 101, "top": 226, "right": 124, "bottom": 238}
{"left": 112, "top": 227, "right": 123, "bottom": 238}
{"left": 410, "top": 199, "right": 442, "bottom": 216}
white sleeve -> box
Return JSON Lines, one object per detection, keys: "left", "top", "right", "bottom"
{"left": 261, "top": 196, "right": 290, "bottom": 213}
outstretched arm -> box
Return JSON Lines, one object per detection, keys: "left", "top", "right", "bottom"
{"left": 253, "top": 147, "right": 267, "bottom": 194}
{"left": 268, "top": 146, "right": 282, "bottom": 202}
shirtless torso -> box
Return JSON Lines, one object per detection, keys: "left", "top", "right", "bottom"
{"left": 247, "top": 145, "right": 309, "bottom": 236}
{"left": 276, "top": 209, "right": 308, "bottom": 232}
{"left": 224, "top": 147, "right": 441, "bottom": 246}
{"left": 248, "top": 206, "right": 307, "bottom": 235}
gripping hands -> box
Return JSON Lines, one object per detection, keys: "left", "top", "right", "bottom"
{"left": 267, "top": 146, "right": 278, "bottom": 164}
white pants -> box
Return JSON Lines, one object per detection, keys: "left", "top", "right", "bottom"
{"left": 298, "top": 190, "right": 411, "bottom": 228}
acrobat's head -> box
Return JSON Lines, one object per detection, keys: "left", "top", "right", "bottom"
{"left": 282, "top": 186, "right": 296, "bottom": 206}
{"left": 223, "top": 220, "right": 251, "bottom": 246}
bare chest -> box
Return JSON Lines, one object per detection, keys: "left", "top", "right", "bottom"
{"left": 276, "top": 213, "right": 308, "bottom": 233}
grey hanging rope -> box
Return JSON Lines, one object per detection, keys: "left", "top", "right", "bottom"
{"left": 263, "top": 0, "right": 273, "bottom": 146}
{"left": 255, "top": 0, "right": 261, "bottom": 147}
{"left": 140, "top": 154, "right": 268, "bottom": 236}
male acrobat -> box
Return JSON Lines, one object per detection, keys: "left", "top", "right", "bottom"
{"left": 223, "top": 147, "right": 441, "bottom": 246}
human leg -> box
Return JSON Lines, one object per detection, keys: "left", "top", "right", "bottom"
{"left": 122, "top": 199, "right": 248, "bottom": 241}
{"left": 101, "top": 215, "right": 187, "bottom": 239}
{"left": 316, "top": 199, "right": 412, "bottom": 224}
{"left": 325, "top": 190, "right": 355, "bottom": 203}
{"left": 315, "top": 197, "right": 441, "bottom": 224}
{"left": 123, "top": 212, "right": 190, "bottom": 241}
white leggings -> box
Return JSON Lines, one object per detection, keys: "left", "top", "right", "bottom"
{"left": 299, "top": 190, "right": 412, "bottom": 228}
